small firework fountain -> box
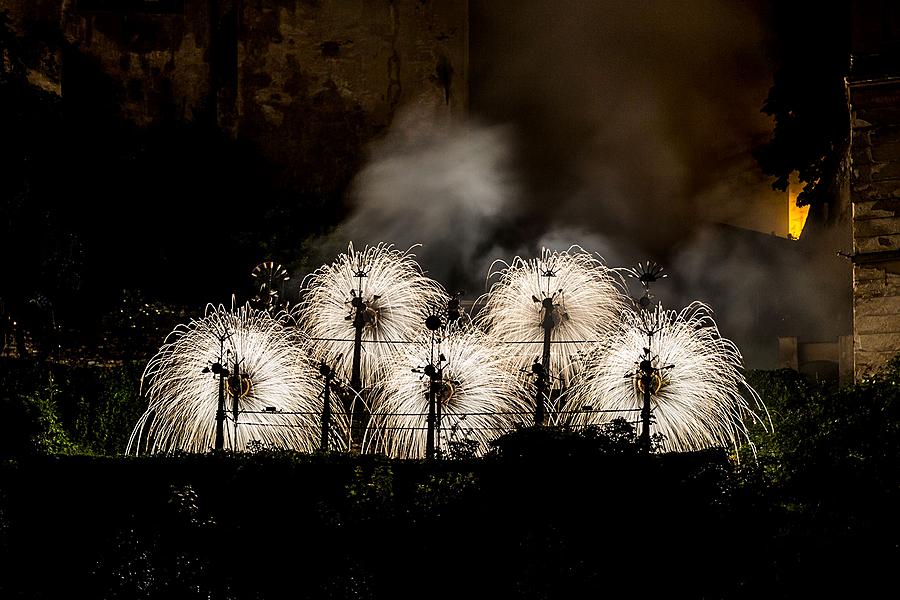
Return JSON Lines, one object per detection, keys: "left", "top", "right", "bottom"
{"left": 365, "top": 300, "right": 531, "bottom": 459}
{"left": 295, "top": 243, "right": 447, "bottom": 395}
{"left": 251, "top": 261, "right": 290, "bottom": 312}
{"left": 567, "top": 262, "right": 769, "bottom": 454}
{"left": 127, "top": 302, "right": 349, "bottom": 455}
{"left": 476, "top": 246, "right": 627, "bottom": 425}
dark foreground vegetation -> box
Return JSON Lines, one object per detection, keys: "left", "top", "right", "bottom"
{"left": 0, "top": 358, "right": 898, "bottom": 599}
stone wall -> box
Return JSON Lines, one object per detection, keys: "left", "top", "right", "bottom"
{"left": 0, "top": 0, "right": 468, "bottom": 195}
{"left": 849, "top": 79, "right": 900, "bottom": 378}
{"left": 236, "top": 0, "right": 468, "bottom": 192}
{"left": 849, "top": 0, "right": 900, "bottom": 379}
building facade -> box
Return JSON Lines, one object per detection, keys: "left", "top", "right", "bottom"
{"left": 849, "top": 0, "right": 900, "bottom": 378}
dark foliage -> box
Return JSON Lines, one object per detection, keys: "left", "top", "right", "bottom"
{"left": 753, "top": 1, "right": 850, "bottom": 213}
{"left": 0, "top": 358, "right": 146, "bottom": 457}
{"left": 0, "top": 355, "right": 898, "bottom": 597}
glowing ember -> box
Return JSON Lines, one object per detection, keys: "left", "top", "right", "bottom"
{"left": 566, "top": 302, "right": 770, "bottom": 453}
{"left": 126, "top": 302, "right": 347, "bottom": 455}
{"left": 364, "top": 326, "right": 531, "bottom": 458}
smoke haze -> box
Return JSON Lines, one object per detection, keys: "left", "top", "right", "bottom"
{"left": 328, "top": 0, "right": 851, "bottom": 368}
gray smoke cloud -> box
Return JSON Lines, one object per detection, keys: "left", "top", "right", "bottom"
{"left": 328, "top": 0, "right": 851, "bottom": 368}
{"left": 326, "top": 108, "right": 518, "bottom": 290}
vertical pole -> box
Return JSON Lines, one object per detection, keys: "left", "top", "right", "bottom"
{"left": 534, "top": 368, "right": 546, "bottom": 426}
{"left": 426, "top": 374, "right": 436, "bottom": 460}
{"left": 231, "top": 355, "right": 241, "bottom": 449}
{"left": 351, "top": 312, "right": 364, "bottom": 393}
{"left": 639, "top": 331, "right": 655, "bottom": 454}
{"left": 350, "top": 295, "right": 365, "bottom": 450}
{"left": 320, "top": 371, "right": 332, "bottom": 451}
{"left": 350, "top": 270, "right": 367, "bottom": 394}
{"left": 215, "top": 370, "right": 226, "bottom": 451}
{"left": 535, "top": 298, "right": 555, "bottom": 426}
{"left": 639, "top": 364, "right": 653, "bottom": 454}
{"left": 426, "top": 328, "right": 437, "bottom": 461}
{"left": 435, "top": 367, "right": 443, "bottom": 456}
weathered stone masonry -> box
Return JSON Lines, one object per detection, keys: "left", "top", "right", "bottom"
{"left": 849, "top": 0, "right": 900, "bottom": 378}
{"left": 0, "top": 0, "right": 468, "bottom": 195}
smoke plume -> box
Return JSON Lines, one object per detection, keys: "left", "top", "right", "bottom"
{"left": 331, "top": 0, "right": 851, "bottom": 368}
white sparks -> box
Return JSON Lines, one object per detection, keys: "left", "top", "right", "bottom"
{"left": 295, "top": 242, "right": 447, "bottom": 391}
{"left": 567, "top": 302, "right": 770, "bottom": 454}
{"left": 126, "top": 302, "right": 347, "bottom": 455}
{"left": 476, "top": 246, "right": 627, "bottom": 394}
{"left": 364, "top": 325, "right": 532, "bottom": 459}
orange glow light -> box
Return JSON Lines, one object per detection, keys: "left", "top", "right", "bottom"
{"left": 788, "top": 177, "right": 808, "bottom": 240}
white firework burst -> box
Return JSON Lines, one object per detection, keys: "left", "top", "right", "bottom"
{"left": 567, "top": 302, "right": 770, "bottom": 453}
{"left": 364, "top": 326, "right": 532, "bottom": 459}
{"left": 295, "top": 242, "right": 447, "bottom": 390}
{"left": 476, "top": 246, "right": 627, "bottom": 390}
{"left": 127, "top": 302, "right": 348, "bottom": 455}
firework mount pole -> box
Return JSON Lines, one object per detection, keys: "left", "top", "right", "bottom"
{"left": 206, "top": 332, "right": 232, "bottom": 452}
{"left": 424, "top": 314, "right": 443, "bottom": 460}
{"left": 533, "top": 266, "right": 558, "bottom": 426}
{"left": 423, "top": 298, "right": 458, "bottom": 460}
{"left": 425, "top": 361, "right": 437, "bottom": 461}
{"left": 350, "top": 269, "right": 368, "bottom": 393}
{"left": 630, "top": 261, "right": 668, "bottom": 454}
{"left": 231, "top": 353, "right": 242, "bottom": 449}
{"left": 534, "top": 297, "right": 556, "bottom": 426}
{"left": 638, "top": 347, "right": 654, "bottom": 454}
{"left": 348, "top": 268, "right": 369, "bottom": 450}
{"left": 215, "top": 367, "right": 226, "bottom": 451}
{"left": 319, "top": 362, "right": 334, "bottom": 451}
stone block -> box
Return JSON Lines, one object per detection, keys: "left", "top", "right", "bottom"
{"left": 777, "top": 337, "right": 798, "bottom": 371}
{"left": 853, "top": 197, "right": 900, "bottom": 218}
{"left": 855, "top": 295, "right": 900, "bottom": 316}
{"left": 872, "top": 125, "right": 900, "bottom": 145}
{"left": 856, "top": 233, "right": 900, "bottom": 253}
{"left": 798, "top": 341, "right": 839, "bottom": 363}
{"left": 854, "top": 265, "right": 885, "bottom": 281}
{"left": 855, "top": 105, "right": 900, "bottom": 127}
{"left": 855, "top": 350, "right": 897, "bottom": 379}
{"left": 854, "top": 279, "right": 900, "bottom": 298}
{"left": 839, "top": 335, "right": 854, "bottom": 386}
{"left": 854, "top": 313, "right": 900, "bottom": 334}
{"left": 872, "top": 160, "right": 900, "bottom": 181}
{"left": 855, "top": 332, "right": 900, "bottom": 353}
{"left": 852, "top": 144, "right": 874, "bottom": 165}
{"left": 853, "top": 216, "right": 900, "bottom": 237}
{"left": 872, "top": 142, "right": 900, "bottom": 162}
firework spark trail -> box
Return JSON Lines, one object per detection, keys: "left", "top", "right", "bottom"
{"left": 364, "top": 326, "right": 532, "bottom": 459}
{"left": 127, "top": 302, "right": 349, "bottom": 455}
{"left": 566, "top": 302, "right": 770, "bottom": 453}
{"left": 476, "top": 246, "right": 628, "bottom": 396}
{"left": 295, "top": 243, "right": 447, "bottom": 389}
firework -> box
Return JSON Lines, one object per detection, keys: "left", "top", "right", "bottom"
{"left": 295, "top": 243, "right": 446, "bottom": 391}
{"left": 476, "top": 246, "right": 627, "bottom": 393}
{"left": 567, "top": 302, "right": 769, "bottom": 453}
{"left": 365, "top": 325, "right": 531, "bottom": 459}
{"left": 251, "top": 261, "right": 290, "bottom": 311}
{"left": 127, "top": 302, "right": 348, "bottom": 455}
